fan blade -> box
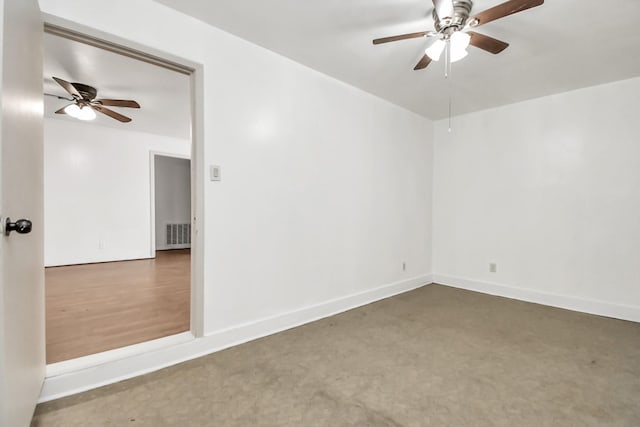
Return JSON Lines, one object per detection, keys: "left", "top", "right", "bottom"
{"left": 52, "top": 76, "right": 81, "bottom": 98}
{"left": 414, "top": 55, "right": 433, "bottom": 70}
{"left": 93, "top": 105, "right": 132, "bottom": 123}
{"left": 469, "top": 0, "right": 544, "bottom": 27}
{"left": 433, "top": 0, "right": 455, "bottom": 18}
{"left": 468, "top": 32, "right": 509, "bottom": 54}
{"left": 54, "top": 104, "right": 72, "bottom": 115}
{"left": 373, "top": 32, "right": 428, "bottom": 45}
{"left": 94, "top": 99, "right": 140, "bottom": 108}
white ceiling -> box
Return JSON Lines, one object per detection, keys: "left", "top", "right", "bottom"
{"left": 155, "top": 0, "right": 640, "bottom": 119}
{"left": 43, "top": 32, "right": 191, "bottom": 140}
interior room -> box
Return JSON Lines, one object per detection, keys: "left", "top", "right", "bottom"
{"left": 42, "top": 32, "right": 193, "bottom": 364}
{"left": 0, "top": 0, "right": 638, "bottom": 426}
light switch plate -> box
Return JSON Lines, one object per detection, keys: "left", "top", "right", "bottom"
{"left": 210, "top": 165, "right": 221, "bottom": 181}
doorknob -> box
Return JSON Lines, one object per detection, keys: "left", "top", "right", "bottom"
{"left": 5, "top": 218, "right": 32, "bottom": 236}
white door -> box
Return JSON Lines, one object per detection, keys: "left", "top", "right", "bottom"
{"left": 0, "top": 0, "right": 45, "bottom": 426}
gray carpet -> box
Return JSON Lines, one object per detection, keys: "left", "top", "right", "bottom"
{"left": 32, "top": 285, "right": 640, "bottom": 426}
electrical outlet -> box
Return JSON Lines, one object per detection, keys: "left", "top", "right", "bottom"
{"left": 489, "top": 263, "right": 497, "bottom": 273}
{"left": 98, "top": 240, "right": 105, "bottom": 250}
{"left": 402, "top": 262, "right": 406, "bottom": 271}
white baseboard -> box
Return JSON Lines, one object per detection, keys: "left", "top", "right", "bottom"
{"left": 40, "top": 274, "right": 432, "bottom": 403}
{"left": 45, "top": 332, "right": 195, "bottom": 378}
{"left": 432, "top": 274, "right": 640, "bottom": 323}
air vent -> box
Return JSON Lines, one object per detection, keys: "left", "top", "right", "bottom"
{"left": 166, "top": 223, "right": 191, "bottom": 247}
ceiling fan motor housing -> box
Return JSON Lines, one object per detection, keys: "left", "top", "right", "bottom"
{"left": 433, "top": 0, "right": 473, "bottom": 33}
{"left": 71, "top": 82, "right": 98, "bottom": 101}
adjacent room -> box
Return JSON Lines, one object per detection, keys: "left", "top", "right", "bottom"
{"left": 0, "top": 0, "right": 638, "bottom": 426}
{"left": 42, "top": 31, "right": 193, "bottom": 364}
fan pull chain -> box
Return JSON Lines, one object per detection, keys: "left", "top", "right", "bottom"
{"left": 445, "top": 39, "right": 453, "bottom": 132}
{"left": 444, "top": 39, "right": 451, "bottom": 79}
{"left": 448, "top": 95, "right": 452, "bottom": 132}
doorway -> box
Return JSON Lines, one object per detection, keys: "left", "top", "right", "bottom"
{"left": 42, "top": 27, "right": 197, "bottom": 365}
{"left": 151, "top": 154, "right": 192, "bottom": 254}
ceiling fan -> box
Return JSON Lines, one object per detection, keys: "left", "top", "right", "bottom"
{"left": 51, "top": 76, "right": 140, "bottom": 123}
{"left": 373, "top": 0, "right": 544, "bottom": 71}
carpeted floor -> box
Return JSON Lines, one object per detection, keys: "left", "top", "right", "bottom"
{"left": 32, "top": 285, "right": 640, "bottom": 426}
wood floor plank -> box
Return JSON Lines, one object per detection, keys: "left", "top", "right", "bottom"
{"left": 45, "top": 250, "right": 190, "bottom": 364}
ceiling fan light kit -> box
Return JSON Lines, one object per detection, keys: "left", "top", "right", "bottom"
{"left": 63, "top": 104, "right": 96, "bottom": 121}
{"left": 373, "top": 0, "right": 544, "bottom": 72}
{"left": 50, "top": 76, "right": 141, "bottom": 123}
{"left": 425, "top": 31, "right": 470, "bottom": 62}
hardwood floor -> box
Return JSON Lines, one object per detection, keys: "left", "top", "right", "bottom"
{"left": 45, "top": 250, "right": 190, "bottom": 364}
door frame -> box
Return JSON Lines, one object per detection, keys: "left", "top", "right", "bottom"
{"left": 149, "top": 152, "right": 192, "bottom": 256}
{"left": 42, "top": 20, "right": 206, "bottom": 359}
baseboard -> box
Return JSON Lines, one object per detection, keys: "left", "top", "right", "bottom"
{"left": 45, "top": 332, "right": 195, "bottom": 378}
{"left": 433, "top": 274, "right": 640, "bottom": 323}
{"left": 45, "top": 255, "right": 155, "bottom": 268}
{"left": 39, "top": 274, "right": 432, "bottom": 403}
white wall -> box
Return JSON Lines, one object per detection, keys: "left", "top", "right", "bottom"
{"left": 39, "top": 0, "right": 434, "bottom": 334}
{"left": 154, "top": 155, "right": 191, "bottom": 250}
{"left": 44, "top": 118, "right": 190, "bottom": 266}
{"left": 433, "top": 77, "right": 640, "bottom": 319}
